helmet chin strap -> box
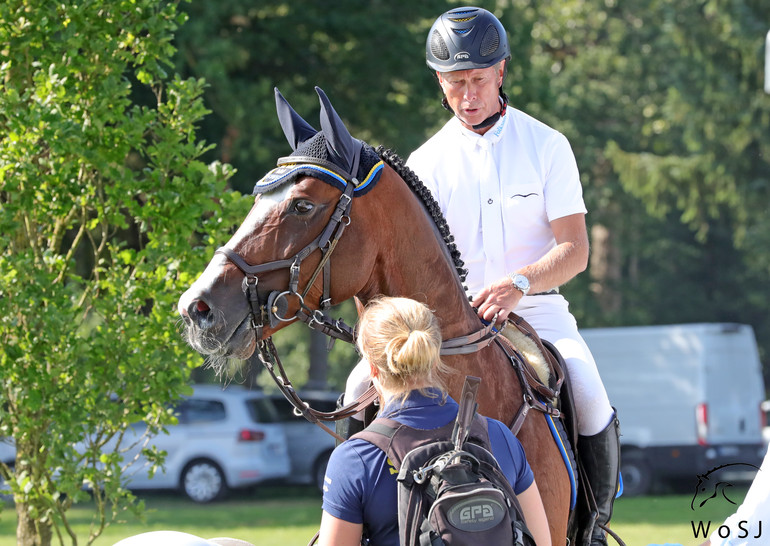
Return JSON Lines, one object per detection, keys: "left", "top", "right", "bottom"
{"left": 442, "top": 92, "right": 509, "bottom": 131}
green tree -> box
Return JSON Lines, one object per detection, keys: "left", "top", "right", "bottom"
{"left": 174, "top": 0, "right": 451, "bottom": 194}
{"left": 0, "top": 1, "right": 244, "bottom": 544}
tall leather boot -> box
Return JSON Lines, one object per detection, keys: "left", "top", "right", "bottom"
{"left": 578, "top": 413, "right": 621, "bottom": 546}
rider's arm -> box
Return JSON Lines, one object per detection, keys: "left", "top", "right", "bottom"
{"left": 318, "top": 511, "right": 363, "bottom": 546}
{"left": 472, "top": 212, "right": 588, "bottom": 322}
{"left": 517, "top": 481, "right": 552, "bottom": 546}
{"left": 517, "top": 212, "right": 589, "bottom": 293}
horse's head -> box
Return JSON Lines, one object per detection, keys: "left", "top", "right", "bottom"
{"left": 178, "top": 87, "right": 384, "bottom": 361}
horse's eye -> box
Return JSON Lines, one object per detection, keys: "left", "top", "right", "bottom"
{"left": 292, "top": 199, "right": 314, "bottom": 215}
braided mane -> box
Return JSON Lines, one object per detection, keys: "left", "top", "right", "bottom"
{"left": 376, "top": 146, "right": 468, "bottom": 287}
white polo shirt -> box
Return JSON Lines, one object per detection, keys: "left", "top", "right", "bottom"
{"left": 407, "top": 106, "right": 586, "bottom": 296}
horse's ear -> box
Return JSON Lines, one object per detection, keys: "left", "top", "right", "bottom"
{"left": 316, "top": 86, "right": 362, "bottom": 177}
{"left": 275, "top": 87, "right": 317, "bottom": 151}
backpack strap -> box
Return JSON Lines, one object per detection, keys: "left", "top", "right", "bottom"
{"left": 354, "top": 376, "right": 488, "bottom": 469}
{"left": 354, "top": 415, "right": 491, "bottom": 471}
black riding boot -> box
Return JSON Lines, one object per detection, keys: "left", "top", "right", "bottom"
{"left": 578, "top": 413, "right": 621, "bottom": 546}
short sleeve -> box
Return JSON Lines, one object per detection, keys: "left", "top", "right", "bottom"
{"left": 487, "top": 418, "right": 535, "bottom": 495}
{"left": 321, "top": 440, "right": 368, "bottom": 524}
{"left": 542, "top": 132, "right": 586, "bottom": 222}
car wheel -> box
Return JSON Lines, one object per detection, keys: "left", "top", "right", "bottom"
{"left": 620, "top": 450, "right": 652, "bottom": 497}
{"left": 314, "top": 451, "right": 332, "bottom": 493}
{"left": 181, "top": 459, "right": 227, "bottom": 503}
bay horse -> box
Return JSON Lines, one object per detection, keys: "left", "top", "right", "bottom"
{"left": 178, "top": 87, "right": 572, "bottom": 544}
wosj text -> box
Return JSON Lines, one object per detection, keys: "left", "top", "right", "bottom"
{"left": 691, "top": 520, "right": 763, "bottom": 541}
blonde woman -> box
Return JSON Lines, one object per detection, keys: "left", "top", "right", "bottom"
{"left": 319, "top": 297, "right": 551, "bottom": 546}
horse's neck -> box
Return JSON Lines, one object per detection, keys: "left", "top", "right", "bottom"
{"left": 358, "top": 176, "right": 481, "bottom": 339}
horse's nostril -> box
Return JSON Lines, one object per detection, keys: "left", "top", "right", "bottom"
{"left": 187, "top": 299, "right": 212, "bottom": 326}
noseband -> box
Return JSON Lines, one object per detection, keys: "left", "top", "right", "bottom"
{"left": 214, "top": 176, "right": 377, "bottom": 442}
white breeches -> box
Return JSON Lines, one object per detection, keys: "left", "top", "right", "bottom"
{"left": 516, "top": 294, "right": 614, "bottom": 436}
{"left": 344, "top": 358, "right": 374, "bottom": 421}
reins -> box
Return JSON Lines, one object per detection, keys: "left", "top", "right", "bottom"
{"left": 255, "top": 338, "right": 376, "bottom": 443}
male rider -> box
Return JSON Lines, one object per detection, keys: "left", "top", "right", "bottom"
{"left": 405, "top": 7, "right": 620, "bottom": 545}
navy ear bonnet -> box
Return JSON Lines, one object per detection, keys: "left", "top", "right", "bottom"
{"left": 253, "top": 87, "right": 383, "bottom": 196}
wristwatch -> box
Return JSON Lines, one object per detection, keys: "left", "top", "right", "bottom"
{"left": 508, "top": 273, "right": 530, "bottom": 296}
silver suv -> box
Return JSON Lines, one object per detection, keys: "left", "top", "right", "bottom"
{"left": 2, "top": 385, "right": 293, "bottom": 503}
{"left": 114, "top": 384, "right": 291, "bottom": 502}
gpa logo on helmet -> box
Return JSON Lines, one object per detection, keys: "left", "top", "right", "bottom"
{"left": 454, "top": 52, "right": 471, "bottom": 61}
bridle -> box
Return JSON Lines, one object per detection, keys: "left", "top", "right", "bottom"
{"left": 215, "top": 179, "right": 357, "bottom": 346}
{"left": 215, "top": 164, "right": 374, "bottom": 441}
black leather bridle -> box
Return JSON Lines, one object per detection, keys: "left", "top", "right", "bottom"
{"left": 215, "top": 175, "right": 374, "bottom": 441}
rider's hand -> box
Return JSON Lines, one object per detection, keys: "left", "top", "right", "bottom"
{"left": 471, "top": 276, "right": 524, "bottom": 324}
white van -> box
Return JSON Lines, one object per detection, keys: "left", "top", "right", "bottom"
{"left": 580, "top": 323, "right": 767, "bottom": 496}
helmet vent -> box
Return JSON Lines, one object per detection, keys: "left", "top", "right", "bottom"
{"left": 430, "top": 30, "right": 450, "bottom": 61}
{"left": 448, "top": 8, "right": 478, "bottom": 22}
{"left": 479, "top": 25, "right": 500, "bottom": 57}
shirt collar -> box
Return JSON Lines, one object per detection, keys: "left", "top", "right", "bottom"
{"left": 455, "top": 105, "right": 508, "bottom": 146}
{"left": 379, "top": 387, "right": 450, "bottom": 418}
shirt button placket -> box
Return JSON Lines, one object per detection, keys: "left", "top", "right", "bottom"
{"left": 478, "top": 139, "right": 505, "bottom": 286}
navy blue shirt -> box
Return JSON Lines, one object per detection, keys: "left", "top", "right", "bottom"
{"left": 321, "top": 389, "right": 534, "bottom": 546}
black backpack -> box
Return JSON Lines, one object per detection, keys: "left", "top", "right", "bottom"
{"left": 354, "top": 376, "right": 536, "bottom": 546}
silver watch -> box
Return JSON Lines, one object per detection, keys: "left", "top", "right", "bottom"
{"left": 508, "top": 273, "right": 530, "bottom": 296}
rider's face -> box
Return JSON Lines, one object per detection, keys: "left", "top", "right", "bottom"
{"left": 437, "top": 63, "right": 504, "bottom": 134}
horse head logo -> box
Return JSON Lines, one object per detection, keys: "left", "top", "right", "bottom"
{"left": 690, "top": 462, "right": 761, "bottom": 510}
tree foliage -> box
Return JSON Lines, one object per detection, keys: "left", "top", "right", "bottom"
{"left": 172, "top": 0, "right": 450, "bottom": 193}
{"left": 0, "top": 1, "right": 246, "bottom": 544}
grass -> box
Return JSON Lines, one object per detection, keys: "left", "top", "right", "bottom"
{"left": 0, "top": 485, "right": 746, "bottom": 546}
{"left": 612, "top": 488, "right": 744, "bottom": 546}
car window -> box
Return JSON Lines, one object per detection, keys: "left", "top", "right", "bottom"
{"left": 176, "top": 399, "right": 226, "bottom": 424}
{"left": 244, "top": 398, "right": 280, "bottom": 424}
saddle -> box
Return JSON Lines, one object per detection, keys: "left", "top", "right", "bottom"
{"left": 501, "top": 312, "right": 626, "bottom": 546}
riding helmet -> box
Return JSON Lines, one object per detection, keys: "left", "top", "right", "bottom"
{"left": 426, "top": 6, "right": 511, "bottom": 73}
